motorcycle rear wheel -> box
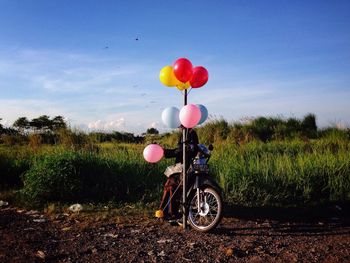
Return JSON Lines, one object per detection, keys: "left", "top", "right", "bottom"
{"left": 188, "top": 187, "right": 223, "bottom": 232}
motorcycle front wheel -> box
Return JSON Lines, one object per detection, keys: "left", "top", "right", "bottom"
{"left": 188, "top": 187, "right": 223, "bottom": 232}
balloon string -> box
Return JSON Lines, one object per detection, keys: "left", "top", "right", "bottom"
{"left": 178, "top": 88, "right": 192, "bottom": 96}
{"left": 187, "top": 87, "right": 192, "bottom": 96}
{"left": 160, "top": 176, "right": 183, "bottom": 212}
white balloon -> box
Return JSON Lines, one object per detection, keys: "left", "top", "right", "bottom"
{"left": 161, "top": 107, "right": 180, "bottom": 128}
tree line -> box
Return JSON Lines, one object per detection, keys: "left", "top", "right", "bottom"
{"left": 0, "top": 115, "right": 157, "bottom": 145}
{"left": 2, "top": 113, "right": 347, "bottom": 147}
{"left": 0, "top": 115, "right": 66, "bottom": 135}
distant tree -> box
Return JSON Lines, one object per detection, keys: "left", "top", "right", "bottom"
{"left": 302, "top": 114, "right": 317, "bottom": 131}
{"left": 13, "top": 117, "right": 30, "bottom": 134}
{"left": 250, "top": 117, "right": 277, "bottom": 142}
{"left": 30, "top": 115, "right": 52, "bottom": 133}
{"left": 302, "top": 113, "right": 317, "bottom": 138}
{"left": 52, "top": 115, "right": 67, "bottom": 131}
{"left": 0, "top": 118, "right": 17, "bottom": 136}
{"left": 146, "top": 128, "right": 159, "bottom": 135}
{"left": 0, "top": 118, "right": 3, "bottom": 134}
{"left": 286, "top": 118, "right": 302, "bottom": 131}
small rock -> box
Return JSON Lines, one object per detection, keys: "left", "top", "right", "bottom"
{"left": 262, "top": 220, "right": 271, "bottom": 227}
{"left": 256, "top": 245, "right": 264, "bottom": 253}
{"left": 26, "top": 210, "right": 39, "bottom": 215}
{"left": 187, "top": 242, "right": 196, "bottom": 249}
{"left": 157, "top": 250, "right": 166, "bottom": 257}
{"left": 104, "top": 233, "right": 118, "bottom": 238}
{"left": 36, "top": 250, "right": 45, "bottom": 259}
{"left": 157, "top": 239, "right": 173, "bottom": 244}
{"left": 33, "top": 219, "right": 46, "bottom": 223}
{"left": 68, "top": 204, "right": 83, "bottom": 213}
{"left": 0, "top": 200, "right": 9, "bottom": 207}
{"left": 23, "top": 227, "right": 35, "bottom": 231}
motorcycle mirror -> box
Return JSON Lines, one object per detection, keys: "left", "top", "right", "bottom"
{"left": 208, "top": 144, "right": 214, "bottom": 151}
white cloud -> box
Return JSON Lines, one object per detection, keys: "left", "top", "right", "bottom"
{"left": 88, "top": 118, "right": 125, "bottom": 131}
{"left": 1, "top": 47, "right": 349, "bottom": 133}
{"left": 0, "top": 119, "right": 11, "bottom": 127}
{"left": 0, "top": 48, "right": 157, "bottom": 94}
{"left": 150, "top": 121, "right": 158, "bottom": 128}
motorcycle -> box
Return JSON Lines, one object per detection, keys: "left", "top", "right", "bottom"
{"left": 163, "top": 144, "right": 223, "bottom": 232}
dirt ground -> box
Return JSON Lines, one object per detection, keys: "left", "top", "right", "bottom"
{"left": 0, "top": 205, "right": 349, "bottom": 263}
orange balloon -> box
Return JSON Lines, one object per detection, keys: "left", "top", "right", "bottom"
{"left": 176, "top": 81, "right": 190, "bottom": 90}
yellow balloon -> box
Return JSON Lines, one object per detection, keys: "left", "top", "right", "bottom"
{"left": 176, "top": 81, "right": 190, "bottom": 90}
{"left": 159, "top": 66, "right": 179, "bottom": 87}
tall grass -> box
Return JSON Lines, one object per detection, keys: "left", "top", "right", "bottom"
{"left": 19, "top": 143, "right": 172, "bottom": 205}
{"left": 211, "top": 139, "right": 350, "bottom": 206}
{"left": 1, "top": 133, "right": 349, "bottom": 207}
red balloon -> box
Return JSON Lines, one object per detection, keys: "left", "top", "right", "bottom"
{"left": 190, "top": 66, "right": 208, "bottom": 88}
{"left": 173, "top": 58, "right": 193, "bottom": 83}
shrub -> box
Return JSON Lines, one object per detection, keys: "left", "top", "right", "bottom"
{"left": 227, "top": 123, "right": 255, "bottom": 145}
{"left": 58, "top": 129, "right": 99, "bottom": 152}
{"left": 28, "top": 134, "right": 43, "bottom": 152}
{"left": 22, "top": 152, "right": 121, "bottom": 203}
{"left": 197, "top": 119, "right": 230, "bottom": 144}
{"left": 301, "top": 113, "right": 318, "bottom": 138}
{"left": 0, "top": 149, "right": 31, "bottom": 188}
{"left": 21, "top": 151, "right": 167, "bottom": 205}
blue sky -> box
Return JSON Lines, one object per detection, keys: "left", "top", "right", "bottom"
{"left": 0, "top": 0, "right": 349, "bottom": 133}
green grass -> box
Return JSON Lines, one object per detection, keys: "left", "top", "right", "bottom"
{"left": 1, "top": 136, "right": 349, "bottom": 208}
{"left": 211, "top": 139, "right": 350, "bottom": 206}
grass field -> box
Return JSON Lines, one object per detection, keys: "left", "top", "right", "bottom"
{"left": 1, "top": 132, "right": 349, "bottom": 208}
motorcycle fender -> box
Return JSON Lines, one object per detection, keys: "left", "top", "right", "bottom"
{"left": 195, "top": 174, "right": 222, "bottom": 195}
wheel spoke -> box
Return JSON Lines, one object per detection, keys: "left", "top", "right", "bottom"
{"left": 188, "top": 188, "right": 222, "bottom": 230}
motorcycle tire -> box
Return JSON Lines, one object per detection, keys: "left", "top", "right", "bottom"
{"left": 187, "top": 187, "right": 223, "bottom": 232}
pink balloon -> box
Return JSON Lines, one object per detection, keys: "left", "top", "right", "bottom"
{"left": 143, "top": 144, "right": 164, "bottom": 163}
{"left": 179, "top": 104, "right": 201, "bottom": 128}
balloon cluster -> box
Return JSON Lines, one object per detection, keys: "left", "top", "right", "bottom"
{"left": 162, "top": 104, "right": 208, "bottom": 129}
{"left": 144, "top": 58, "right": 209, "bottom": 163}
{"left": 159, "top": 58, "right": 208, "bottom": 90}
{"left": 143, "top": 104, "right": 208, "bottom": 163}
